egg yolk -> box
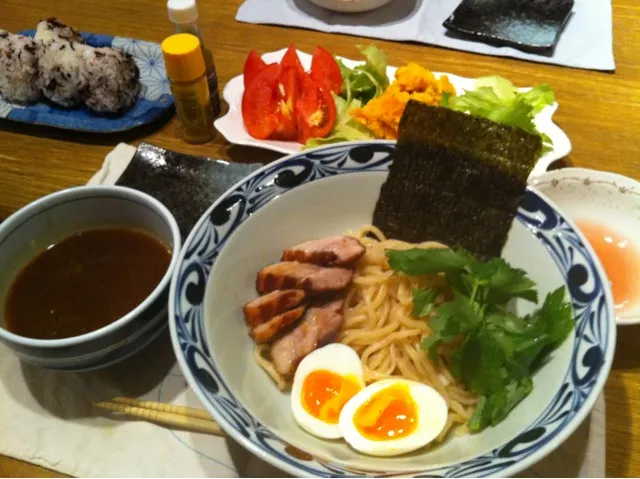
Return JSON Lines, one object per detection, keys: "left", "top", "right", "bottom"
{"left": 301, "top": 370, "right": 361, "bottom": 424}
{"left": 353, "top": 384, "right": 418, "bottom": 441}
{"left": 578, "top": 220, "right": 640, "bottom": 313}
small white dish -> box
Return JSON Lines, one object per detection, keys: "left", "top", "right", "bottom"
{"left": 309, "top": 0, "right": 392, "bottom": 12}
{"left": 214, "top": 48, "right": 572, "bottom": 178}
{"left": 531, "top": 167, "right": 640, "bottom": 325}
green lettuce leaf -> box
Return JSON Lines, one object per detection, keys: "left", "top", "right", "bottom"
{"left": 442, "top": 75, "right": 556, "bottom": 151}
{"left": 339, "top": 44, "right": 389, "bottom": 105}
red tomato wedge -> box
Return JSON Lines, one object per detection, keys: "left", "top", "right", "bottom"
{"left": 242, "top": 64, "right": 302, "bottom": 141}
{"left": 281, "top": 45, "right": 306, "bottom": 86}
{"left": 243, "top": 50, "right": 267, "bottom": 89}
{"left": 296, "top": 75, "right": 337, "bottom": 143}
{"left": 309, "top": 46, "right": 342, "bottom": 95}
{"left": 271, "top": 67, "right": 299, "bottom": 140}
{"left": 242, "top": 63, "right": 281, "bottom": 139}
{"left": 242, "top": 47, "right": 340, "bottom": 143}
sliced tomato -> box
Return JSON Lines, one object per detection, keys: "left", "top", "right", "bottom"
{"left": 309, "top": 46, "right": 342, "bottom": 95}
{"left": 296, "top": 75, "right": 337, "bottom": 143}
{"left": 243, "top": 50, "right": 268, "bottom": 89}
{"left": 242, "top": 63, "right": 281, "bottom": 139}
{"left": 271, "top": 67, "right": 299, "bottom": 141}
{"left": 280, "top": 45, "right": 306, "bottom": 86}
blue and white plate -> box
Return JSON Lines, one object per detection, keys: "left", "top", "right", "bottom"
{"left": 0, "top": 32, "right": 173, "bottom": 132}
{"left": 169, "top": 140, "right": 615, "bottom": 477}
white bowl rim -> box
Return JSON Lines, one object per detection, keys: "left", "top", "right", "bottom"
{"left": 531, "top": 166, "right": 640, "bottom": 191}
{"left": 0, "top": 185, "right": 182, "bottom": 349}
{"left": 168, "top": 140, "right": 616, "bottom": 477}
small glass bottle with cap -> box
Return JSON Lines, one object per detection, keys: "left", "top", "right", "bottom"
{"left": 167, "top": 0, "right": 221, "bottom": 117}
{"left": 162, "top": 33, "right": 215, "bottom": 144}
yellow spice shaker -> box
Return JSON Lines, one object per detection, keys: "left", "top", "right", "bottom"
{"left": 162, "top": 33, "right": 215, "bottom": 144}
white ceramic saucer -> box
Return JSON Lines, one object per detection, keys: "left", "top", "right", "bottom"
{"left": 531, "top": 167, "right": 640, "bottom": 325}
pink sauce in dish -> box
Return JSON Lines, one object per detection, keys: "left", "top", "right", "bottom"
{"left": 578, "top": 220, "right": 640, "bottom": 314}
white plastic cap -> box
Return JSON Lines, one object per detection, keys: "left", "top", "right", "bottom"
{"left": 167, "top": 0, "right": 199, "bottom": 24}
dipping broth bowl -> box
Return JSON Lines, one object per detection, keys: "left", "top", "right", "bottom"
{"left": 0, "top": 185, "right": 181, "bottom": 371}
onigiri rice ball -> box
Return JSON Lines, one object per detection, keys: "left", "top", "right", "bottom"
{"left": 81, "top": 47, "right": 140, "bottom": 113}
{"left": 35, "top": 17, "right": 84, "bottom": 45}
{"left": 39, "top": 40, "right": 87, "bottom": 107}
{"left": 0, "top": 30, "right": 41, "bottom": 104}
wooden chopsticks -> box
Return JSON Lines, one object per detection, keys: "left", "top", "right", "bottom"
{"left": 94, "top": 397, "right": 225, "bottom": 437}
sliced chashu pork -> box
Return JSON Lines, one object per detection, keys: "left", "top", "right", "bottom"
{"left": 243, "top": 289, "right": 306, "bottom": 328}
{"left": 251, "top": 306, "right": 306, "bottom": 343}
{"left": 256, "top": 261, "right": 352, "bottom": 295}
{"left": 281, "top": 236, "right": 365, "bottom": 267}
{"left": 270, "top": 297, "right": 345, "bottom": 377}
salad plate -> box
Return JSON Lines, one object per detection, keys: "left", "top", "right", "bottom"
{"left": 214, "top": 48, "right": 572, "bottom": 178}
{"left": 0, "top": 31, "right": 173, "bottom": 133}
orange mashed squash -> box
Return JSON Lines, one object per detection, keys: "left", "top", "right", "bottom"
{"left": 351, "top": 63, "right": 457, "bottom": 140}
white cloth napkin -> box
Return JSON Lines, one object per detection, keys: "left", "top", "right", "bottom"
{"left": 236, "top": 0, "right": 614, "bottom": 71}
{"left": 0, "top": 143, "right": 606, "bottom": 477}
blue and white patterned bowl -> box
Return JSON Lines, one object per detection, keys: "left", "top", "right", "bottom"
{"left": 169, "top": 141, "right": 615, "bottom": 477}
{"left": 0, "top": 186, "right": 181, "bottom": 371}
{"left": 0, "top": 31, "right": 173, "bottom": 132}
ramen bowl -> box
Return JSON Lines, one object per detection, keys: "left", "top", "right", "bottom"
{"left": 169, "top": 141, "right": 615, "bottom": 476}
{"left": 0, "top": 185, "right": 181, "bottom": 371}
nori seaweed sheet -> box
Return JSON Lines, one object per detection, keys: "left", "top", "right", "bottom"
{"left": 116, "top": 143, "right": 262, "bottom": 240}
{"left": 372, "top": 101, "right": 542, "bottom": 259}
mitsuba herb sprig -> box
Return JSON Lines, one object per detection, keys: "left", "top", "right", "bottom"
{"left": 387, "top": 247, "right": 574, "bottom": 432}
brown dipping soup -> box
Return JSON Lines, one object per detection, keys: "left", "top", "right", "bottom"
{"left": 5, "top": 227, "right": 172, "bottom": 340}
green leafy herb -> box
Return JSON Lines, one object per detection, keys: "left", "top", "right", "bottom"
{"left": 387, "top": 247, "right": 472, "bottom": 275}
{"left": 441, "top": 75, "right": 555, "bottom": 152}
{"left": 387, "top": 247, "right": 574, "bottom": 432}
{"left": 412, "top": 287, "right": 438, "bottom": 318}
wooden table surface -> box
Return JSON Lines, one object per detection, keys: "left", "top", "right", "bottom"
{"left": 1, "top": 0, "right": 639, "bottom": 476}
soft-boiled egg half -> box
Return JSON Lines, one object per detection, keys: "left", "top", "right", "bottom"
{"left": 291, "top": 343, "right": 365, "bottom": 439}
{"left": 339, "top": 378, "right": 448, "bottom": 457}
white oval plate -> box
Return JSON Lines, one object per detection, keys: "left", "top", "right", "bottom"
{"left": 214, "top": 48, "right": 572, "bottom": 177}
{"left": 531, "top": 167, "right": 640, "bottom": 325}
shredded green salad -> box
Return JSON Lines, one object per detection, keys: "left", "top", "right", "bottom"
{"left": 305, "top": 45, "right": 388, "bottom": 148}
{"left": 387, "top": 247, "right": 574, "bottom": 432}
{"left": 441, "top": 76, "right": 556, "bottom": 151}
{"left": 305, "top": 51, "right": 557, "bottom": 153}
